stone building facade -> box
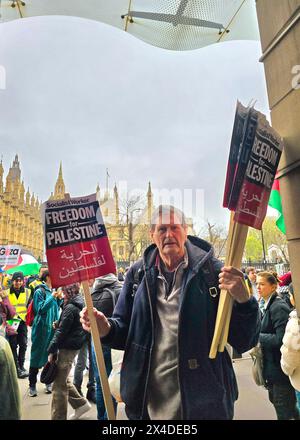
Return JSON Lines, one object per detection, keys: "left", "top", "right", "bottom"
{"left": 0, "top": 155, "right": 194, "bottom": 265}
{"left": 0, "top": 155, "right": 43, "bottom": 260}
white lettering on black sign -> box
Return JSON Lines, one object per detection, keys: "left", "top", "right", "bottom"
{"left": 45, "top": 201, "right": 106, "bottom": 249}
{"left": 245, "top": 133, "right": 281, "bottom": 189}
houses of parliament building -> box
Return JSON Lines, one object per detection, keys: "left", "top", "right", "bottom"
{"left": 0, "top": 155, "right": 157, "bottom": 265}
{"left": 0, "top": 155, "right": 44, "bottom": 260}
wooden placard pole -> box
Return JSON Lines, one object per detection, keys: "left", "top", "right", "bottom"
{"left": 81, "top": 280, "right": 116, "bottom": 420}
{"left": 218, "top": 223, "right": 249, "bottom": 353}
{"left": 209, "top": 213, "right": 235, "bottom": 359}
{"left": 209, "top": 214, "right": 249, "bottom": 359}
{"left": 210, "top": 100, "right": 284, "bottom": 358}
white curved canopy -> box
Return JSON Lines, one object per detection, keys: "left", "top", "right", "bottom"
{"left": 0, "top": 0, "right": 259, "bottom": 50}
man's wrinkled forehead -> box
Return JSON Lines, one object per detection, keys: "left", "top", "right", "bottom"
{"left": 156, "top": 211, "right": 184, "bottom": 227}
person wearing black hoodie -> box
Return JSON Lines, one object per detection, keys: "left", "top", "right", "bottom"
{"left": 91, "top": 273, "right": 122, "bottom": 419}
{"left": 47, "top": 283, "right": 91, "bottom": 420}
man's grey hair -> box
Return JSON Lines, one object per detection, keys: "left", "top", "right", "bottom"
{"left": 150, "top": 205, "right": 187, "bottom": 231}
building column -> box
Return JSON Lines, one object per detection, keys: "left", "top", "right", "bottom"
{"left": 256, "top": 1, "right": 300, "bottom": 311}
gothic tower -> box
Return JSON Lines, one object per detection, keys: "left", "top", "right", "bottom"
{"left": 96, "top": 183, "right": 100, "bottom": 194}
{"left": 0, "top": 159, "right": 3, "bottom": 194}
{"left": 52, "top": 162, "right": 66, "bottom": 200}
{"left": 9, "top": 154, "right": 21, "bottom": 182}
{"left": 147, "top": 182, "right": 154, "bottom": 225}
{"left": 114, "top": 183, "right": 120, "bottom": 225}
{"left": 0, "top": 156, "right": 43, "bottom": 260}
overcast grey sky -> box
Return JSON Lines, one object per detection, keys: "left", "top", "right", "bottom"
{"left": 0, "top": 15, "right": 269, "bottom": 229}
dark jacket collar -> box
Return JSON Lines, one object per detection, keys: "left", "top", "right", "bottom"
{"left": 264, "top": 292, "right": 279, "bottom": 312}
{"left": 10, "top": 286, "right": 25, "bottom": 296}
{"left": 143, "top": 235, "right": 214, "bottom": 273}
{"left": 41, "top": 282, "right": 51, "bottom": 292}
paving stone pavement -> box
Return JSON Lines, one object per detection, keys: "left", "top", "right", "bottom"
{"left": 18, "top": 332, "right": 276, "bottom": 420}
{"left": 233, "top": 357, "right": 276, "bottom": 420}
{"left": 19, "top": 329, "right": 126, "bottom": 420}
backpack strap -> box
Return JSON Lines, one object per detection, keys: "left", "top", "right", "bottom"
{"left": 200, "top": 258, "right": 220, "bottom": 299}
{"left": 132, "top": 263, "right": 145, "bottom": 298}
{"left": 32, "top": 285, "right": 47, "bottom": 314}
{"left": 35, "top": 284, "right": 46, "bottom": 299}
{"left": 28, "top": 281, "right": 44, "bottom": 305}
{"left": 131, "top": 258, "right": 220, "bottom": 300}
{"left": 33, "top": 282, "right": 42, "bottom": 292}
{"left": 103, "top": 287, "right": 118, "bottom": 309}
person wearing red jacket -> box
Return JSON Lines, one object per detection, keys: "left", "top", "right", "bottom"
{"left": 0, "top": 287, "right": 17, "bottom": 338}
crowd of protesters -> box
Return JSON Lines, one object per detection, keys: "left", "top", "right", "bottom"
{"left": 1, "top": 205, "right": 300, "bottom": 421}
{"left": 243, "top": 267, "right": 299, "bottom": 419}
{"left": 0, "top": 264, "right": 122, "bottom": 420}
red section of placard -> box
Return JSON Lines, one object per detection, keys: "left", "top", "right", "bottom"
{"left": 46, "top": 236, "right": 116, "bottom": 289}
{"left": 272, "top": 177, "right": 280, "bottom": 191}
{"left": 234, "top": 181, "right": 271, "bottom": 229}
{"left": 43, "top": 193, "right": 116, "bottom": 288}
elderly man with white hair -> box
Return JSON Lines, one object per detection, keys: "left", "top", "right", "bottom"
{"left": 81, "top": 205, "right": 260, "bottom": 420}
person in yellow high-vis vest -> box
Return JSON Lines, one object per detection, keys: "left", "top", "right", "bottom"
{"left": 6, "top": 271, "right": 31, "bottom": 379}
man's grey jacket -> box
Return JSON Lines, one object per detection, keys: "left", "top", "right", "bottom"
{"left": 102, "top": 236, "right": 260, "bottom": 420}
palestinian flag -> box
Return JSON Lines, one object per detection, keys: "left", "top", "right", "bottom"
{"left": 268, "top": 178, "right": 286, "bottom": 234}
{"left": 3, "top": 254, "right": 41, "bottom": 276}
